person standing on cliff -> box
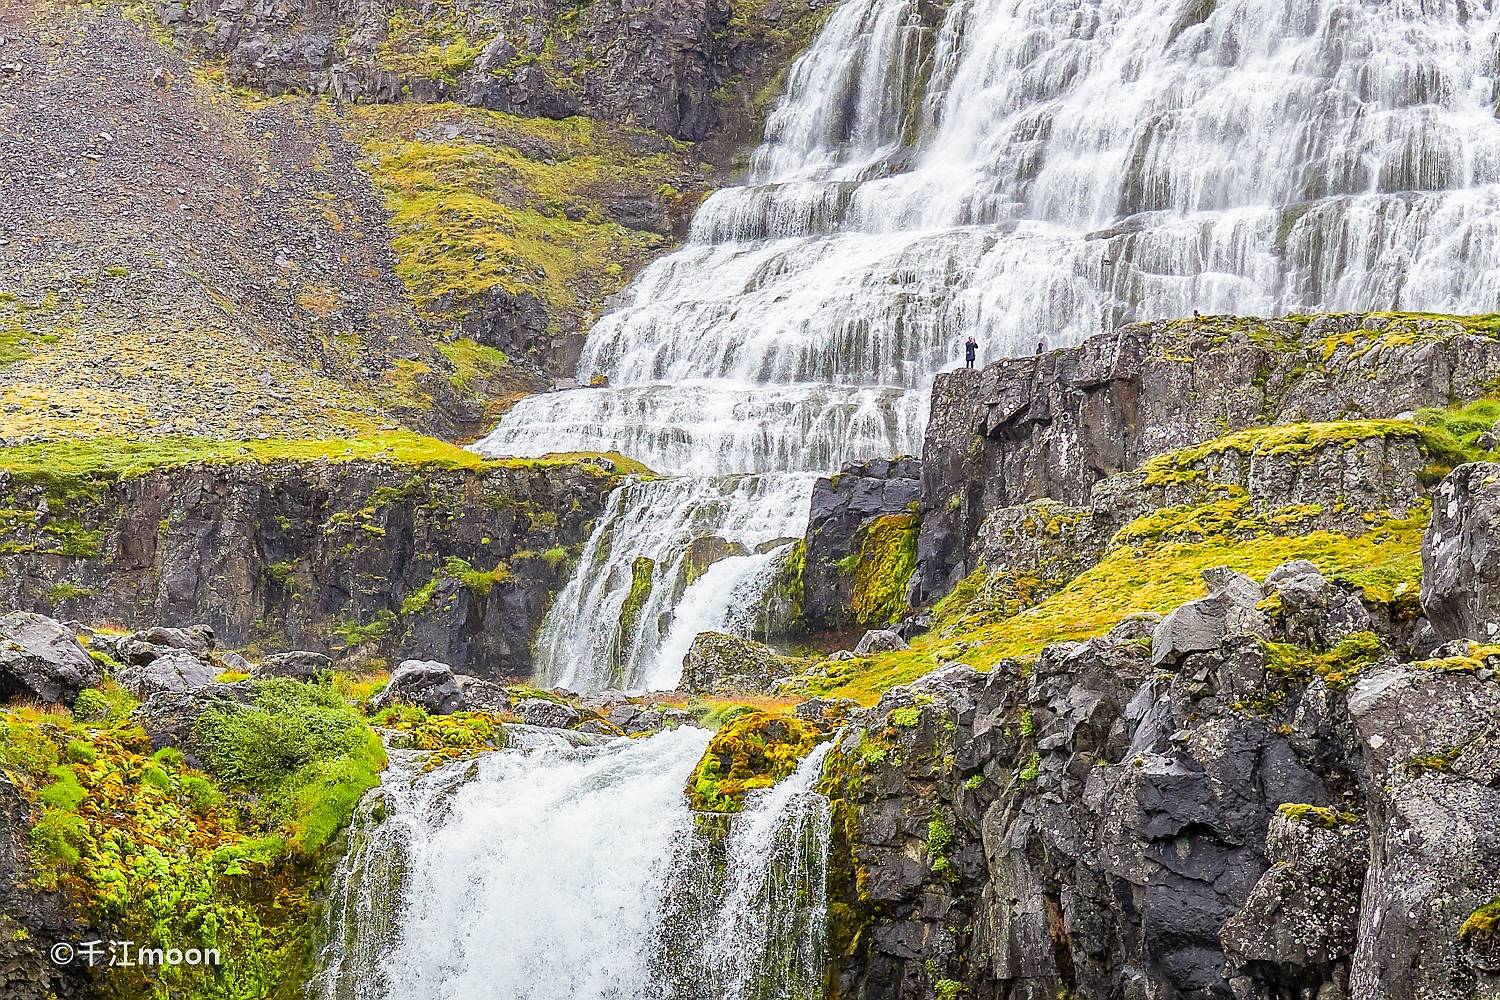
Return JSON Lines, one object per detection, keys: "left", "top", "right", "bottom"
{"left": 964, "top": 336, "right": 978, "bottom": 369}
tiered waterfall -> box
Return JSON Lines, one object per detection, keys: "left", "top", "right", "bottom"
{"left": 476, "top": 0, "right": 1500, "bottom": 691}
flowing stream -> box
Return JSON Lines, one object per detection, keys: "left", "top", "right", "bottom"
{"left": 475, "top": 0, "right": 1500, "bottom": 690}
{"left": 312, "top": 730, "right": 834, "bottom": 1000}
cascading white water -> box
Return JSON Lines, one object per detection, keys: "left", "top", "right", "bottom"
{"left": 537, "top": 474, "right": 817, "bottom": 691}
{"left": 311, "top": 730, "right": 834, "bottom": 1000}
{"left": 476, "top": 0, "right": 1500, "bottom": 691}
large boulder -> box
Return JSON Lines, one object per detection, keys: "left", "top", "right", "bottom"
{"left": 1152, "top": 567, "right": 1270, "bottom": 667}
{"left": 1423, "top": 462, "right": 1500, "bottom": 642}
{"left": 115, "top": 624, "right": 216, "bottom": 666}
{"left": 253, "top": 651, "right": 333, "bottom": 683}
{"left": 370, "top": 660, "right": 464, "bottom": 715}
{"left": 679, "top": 631, "right": 795, "bottom": 695}
{"left": 1222, "top": 805, "right": 1368, "bottom": 985}
{"left": 1344, "top": 660, "right": 1500, "bottom": 1000}
{"left": 116, "top": 650, "right": 217, "bottom": 698}
{"left": 514, "top": 697, "right": 583, "bottom": 730}
{"left": 0, "top": 612, "right": 101, "bottom": 705}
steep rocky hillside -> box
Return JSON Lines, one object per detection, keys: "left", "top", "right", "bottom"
{"left": 0, "top": 0, "right": 827, "bottom": 444}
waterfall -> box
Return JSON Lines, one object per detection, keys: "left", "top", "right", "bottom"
{"left": 536, "top": 474, "right": 817, "bottom": 691}
{"left": 474, "top": 0, "right": 1500, "bottom": 691}
{"left": 311, "top": 729, "right": 834, "bottom": 1000}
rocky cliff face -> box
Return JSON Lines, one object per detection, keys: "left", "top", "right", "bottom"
{"left": 796, "top": 457, "right": 923, "bottom": 632}
{"left": 821, "top": 519, "right": 1500, "bottom": 1000}
{"left": 917, "top": 314, "right": 1500, "bottom": 601}
{"left": 0, "top": 451, "right": 622, "bottom": 676}
{"left": 157, "top": 0, "right": 832, "bottom": 144}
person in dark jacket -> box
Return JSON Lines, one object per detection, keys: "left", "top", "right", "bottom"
{"left": 964, "top": 336, "right": 978, "bottom": 368}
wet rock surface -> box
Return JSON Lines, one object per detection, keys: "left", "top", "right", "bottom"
{"left": 802, "top": 457, "right": 922, "bottom": 629}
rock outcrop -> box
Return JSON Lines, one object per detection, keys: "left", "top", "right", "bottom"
{"left": 154, "top": 0, "right": 834, "bottom": 144}
{"left": 0, "top": 612, "right": 101, "bottom": 705}
{"left": 917, "top": 314, "right": 1500, "bottom": 599}
{"left": 1423, "top": 461, "right": 1500, "bottom": 642}
{"left": 797, "top": 457, "right": 923, "bottom": 631}
{"left": 818, "top": 558, "right": 1500, "bottom": 1000}
{"left": 0, "top": 457, "right": 620, "bottom": 678}
{"left": 679, "top": 631, "right": 796, "bottom": 695}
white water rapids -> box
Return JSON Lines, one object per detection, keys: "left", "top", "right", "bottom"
{"left": 312, "top": 730, "right": 834, "bottom": 1000}
{"left": 475, "top": 0, "right": 1500, "bottom": 691}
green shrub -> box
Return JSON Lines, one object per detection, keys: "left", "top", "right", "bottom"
{"left": 194, "top": 679, "right": 386, "bottom": 855}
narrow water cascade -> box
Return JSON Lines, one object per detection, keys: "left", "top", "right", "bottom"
{"left": 536, "top": 474, "right": 817, "bottom": 691}
{"left": 310, "top": 730, "right": 835, "bottom": 1000}
{"left": 474, "top": 0, "right": 1500, "bottom": 690}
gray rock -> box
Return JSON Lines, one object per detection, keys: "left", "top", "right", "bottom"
{"left": 1422, "top": 462, "right": 1500, "bottom": 642}
{"left": 0, "top": 611, "right": 101, "bottom": 704}
{"left": 515, "top": 697, "right": 582, "bottom": 730}
{"left": 679, "top": 631, "right": 795, "bottom": 695}
{"left": 605, "top": 703, "right": 664, "bottom": 735}
{"left": 455, "top": 675, "right": 512, "bottom": 714}
{"left": 371, "top": 660, "right": 464, "bottom": 715}
{"left": 1222, "top": 807, "right": 1368, "bottom": 982}
{"left": 116, "top": 650, "right": 218, "bottom": 698}
{"left": 1152, "top": 568, "right": 1269, "bottom": 667}
{"left": 853, "top": 628, "right": 909, "bottom": 655}
{"left": 253, "top": 650, "right": 333, "bottom": 682}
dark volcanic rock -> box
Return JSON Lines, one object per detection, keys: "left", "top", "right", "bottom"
{"left": 0, "top": 458, "right": 617, "bottom": 679}
{"left": 116, "top": 649, "right": 217, "bottom": 697}
{"left": 372, "top": 660, "right": 465, "bottom": 715}
{"left": 0, "top": 612, "right": 101, "bottom": 705}
{"left": 916, "top": 314, "right": 1500, "bottom": 599}
{"left": 515, "top": 697, "right": 583, "bottom": 730}
{"left": 1423, "top": 462, "right": 1500, "bottom": 643}
{"left": 821, "top": 557, "right": 1500, "bottom": 1000}
{"left": 253, "top": 650, "right": 334, "bottom": 682}
{"left": 801, "top": 456, "right": 922, "bottom": 629}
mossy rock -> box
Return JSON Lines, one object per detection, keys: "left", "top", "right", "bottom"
{"left": 686, "top": 711, "right": 825, "bottom": 813}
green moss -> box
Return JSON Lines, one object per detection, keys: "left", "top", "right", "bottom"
{"left": 1276, "top": 802, "right": 1360, "bottom": 828}
{"left": 333, "top": 610, "right": 398, "bottom": 649}
{"left": 0, "top": 683, "right": 354, "bottom": 1000}
{"left": 193, "top": 679, "right": 386, "bottom": 856}
{"left": 846, "top": 513, "right": 919, "bottom": 626}
{"left": 686, "top": 711, "right": 824, "bottom": 813}
{"left": 437, "top": 338, "right": 510, "bottom": 395}
{"left": 400, "top": 578, "right": 438, "bottom": 617}
{"left": 1460, "top": 898, "right": 1500, "bottom": 945}
{"left": 1140, "top": 419, "right": 1424, "bottom": 486}
{"left": 617, "top": 555, "right": 655, "bottom": 647}
{"left": 352, "top": 105, "right": 700, "bottom": 338}
{"left": 1261, "top": 631, "right": 1389, "bottom": 691}
{"left": 46, "top": 582, "right": 96, "bottom": 603}
{"left": 373, "top": 704, "right": 508, "bottom": 768}
{"left": 442, "top": 555, "right": 510, "bottom": 595}
{"left": 926, "top": 812, "right": 954, "bottom": 875}
{"left": 888, "top": 706, "right": 922, "bottom": 729}
{"left": 935, "top": 979, "right": 965, "bottom": 1000}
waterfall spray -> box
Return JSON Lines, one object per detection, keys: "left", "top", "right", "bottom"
{"left": 310, "top": 731, "right": 835, "bottom": 1000}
